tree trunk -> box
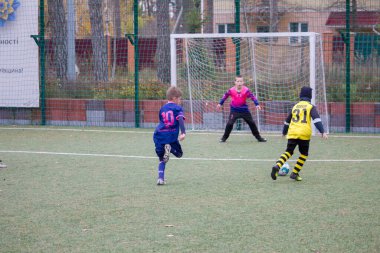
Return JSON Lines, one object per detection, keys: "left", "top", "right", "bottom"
{"left": 47, "top": 0, "right": 67, "bottom": 85}
{"left": 177, "top": 0, "right": 193, "bottom": 33}
{"left": 269, "top": 0, "right": 279, "bottom": 32}
{"left": 204, "top": 0, "right": 214, "bottom": 33}
{"left": 351, "top": 0, "right": 357, "bottom": 29}
{"left": 114, "top": 0, "right": 122, "bottom": 37}
{"left": 88, "top": 0, "right": 108, "bottom": 82}
{"left": 175, "top": 0, "right": 182, "bottom": 21}
{"left": 157, "top": 0, "right": 171, "bottom": 84}
{"left": 112, "top": 0, "right": 122, "bottom": 79}
{"left": 146, "top": 0, "right": 154, "bottom": 17}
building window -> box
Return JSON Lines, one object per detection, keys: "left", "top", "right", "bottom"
{"left": 257, "top": 26, "right": 270, "bottom": 42}
{"left": 289, "top": 22, "right": 308, "bottom": 44}
{"left": 218, "top": 24, "right": 235, "bottom": 33}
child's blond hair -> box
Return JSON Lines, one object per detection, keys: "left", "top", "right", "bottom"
{"left": 166, "top": 86, "right": 183, "bottom": 101}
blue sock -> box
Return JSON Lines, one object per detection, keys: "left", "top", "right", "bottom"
{"left": 158, "top": 161, "right": 166, "bottom": 179}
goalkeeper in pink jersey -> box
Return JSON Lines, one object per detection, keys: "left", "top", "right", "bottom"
{"left": 217, "top": 76, "right": 267, "bottom": 143}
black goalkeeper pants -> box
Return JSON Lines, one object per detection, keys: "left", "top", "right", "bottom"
{"left": 221, "top": 111, "right": 261, "bottom": 140}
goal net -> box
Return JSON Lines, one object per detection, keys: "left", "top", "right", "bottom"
{"left": 170, "top": 32, "right": 329, "bottom": 134}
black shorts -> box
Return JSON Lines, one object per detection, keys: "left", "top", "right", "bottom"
{"left": 155, "top": 140, "right": 183, "bottom": 161}
{"left": 286, "top": 139, "right": 310, "bottom": 156}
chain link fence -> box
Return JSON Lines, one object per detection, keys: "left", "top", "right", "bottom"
{"left": 0, "top": 0, "right": 379, "bottom": 132}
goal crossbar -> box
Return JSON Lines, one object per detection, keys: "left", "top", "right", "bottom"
{"left": 171, "top": 32, "right": 319, "bottom": 39}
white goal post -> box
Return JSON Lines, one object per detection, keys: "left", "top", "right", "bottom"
{"left": 170, "top": 32, "right": 329, "bottom": 133}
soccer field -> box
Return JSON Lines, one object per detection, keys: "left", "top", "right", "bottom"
{"left": 0, "top": 126, "right": 379, "bottom": 252}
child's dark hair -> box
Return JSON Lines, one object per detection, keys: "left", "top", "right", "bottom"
{"left": 166, "top": 86, "right": 183, "bottom": 100}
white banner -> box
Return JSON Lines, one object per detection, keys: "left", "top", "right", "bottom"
{"left": 0, "top": 0, "right": 39, "bottom": 107}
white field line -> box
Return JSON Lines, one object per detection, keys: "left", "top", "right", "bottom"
{"left": 0, "top": 150, "right": 378, "bottom": 162}
{"left": 0, "top": 127, "right": 379, "bottom": 138}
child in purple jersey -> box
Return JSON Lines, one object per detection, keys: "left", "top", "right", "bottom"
{"left": 217, "top": 75, "right": 266, "bottom": 143}
{"left": 153, "top": 87, "right": 186, "bottom": 185}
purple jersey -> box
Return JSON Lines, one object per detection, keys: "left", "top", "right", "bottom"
{"left": 219, "top": 86, "right": 259, "bottom": 112}
{"left": 153, "top": 102, "right": 185, "bottom": 144}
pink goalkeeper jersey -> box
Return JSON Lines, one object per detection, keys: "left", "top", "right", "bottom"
{"left": 219, "top": 86, "right": 259, "bottom": 112}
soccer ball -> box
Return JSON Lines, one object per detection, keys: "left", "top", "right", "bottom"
{"left": 278, "top": 162, "right": 290, "bottom": 176}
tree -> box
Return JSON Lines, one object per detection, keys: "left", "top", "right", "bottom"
{"left": 268, "top": 0, "right": 279, "bottom": 32}
{"left": 255, "top": 0, "right": 279, "bottom": 32}
{"left": 176, "top": 0, "right": 195, "bottom": 33}
{"left": 113, "top": 0, "right": 122, "bottom": 37}
{"left": 174, "top": 0, "right": 182, "bottom": 23}
{"left": 47, "top": 0, "right": 68, "bottom": 85}
{"left": 203, "top": 0, "right": 214, "bottom": 33}
{"left": 351, "top": 0, "right": 357, "bottom": 29}
{"left": 88, "top": 0, "right": 108, "bottom": 82}
{"left": 111, "top": 0, "right": 122, "bottom": 80}
{"left": 142, "top": 0, "right": 155, "bottom": 17}
{"left": 156, "top": 0, "right": 171, "bottom": 83}
{"left": 186, "top": 8, "right": 202, "bottom": 33}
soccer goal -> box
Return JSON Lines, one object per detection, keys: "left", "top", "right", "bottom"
{"left": 170, "top": 32, "right": 329, "bottom": 133}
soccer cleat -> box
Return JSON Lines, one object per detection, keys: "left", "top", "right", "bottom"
{"left": 257, "top": 137, "right": 267, "bottom": 142}
{"left": 163, "top": 144, "right": 171, "bottom": 163}
{"left": 271, "top": 165, "right": 280, "bottom": 180}
{"left": 290, "top": 172, "right": 302, "bottom": 181}
{"left": 157, "top": 178, "right": 165, "bottom": 185}
{"left": 219, "top": 138, "right": 226, "bottom": 143}
{"left": 0, "top": 160, "right": 6, "bottom": 169}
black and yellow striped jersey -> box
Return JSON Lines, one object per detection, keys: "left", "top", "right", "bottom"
{"left": 283, "top": 100, "right": 324, "bottom": 140}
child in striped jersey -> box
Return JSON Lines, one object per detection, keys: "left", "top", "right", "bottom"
{"left": 271, "top": 86, "right": 328, "bottom": 181}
